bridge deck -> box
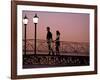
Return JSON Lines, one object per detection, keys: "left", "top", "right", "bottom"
{"left": 23, "top": 54, "right": 89, "bottom": 69}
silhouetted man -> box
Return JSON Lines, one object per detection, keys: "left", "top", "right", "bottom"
{"left": 46, "top": 27, "right": 54, "bottom": 55}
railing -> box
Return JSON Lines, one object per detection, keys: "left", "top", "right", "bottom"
{"left": 23, "top": 54, "right": 89, "bottom": 68}
{"left": 23, "top": 39, "right": 89, "bottom": 54}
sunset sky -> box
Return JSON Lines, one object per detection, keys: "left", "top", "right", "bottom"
{"left": 22, "top": 11, "right": 89, "bottom": 42}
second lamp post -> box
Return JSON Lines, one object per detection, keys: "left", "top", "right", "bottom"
{"left": 33, "top": 14, "right": 39, "bottom": 55}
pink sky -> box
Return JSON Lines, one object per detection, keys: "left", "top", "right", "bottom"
{"left": 22, "top": 11, "right": 89, "bottom": 42}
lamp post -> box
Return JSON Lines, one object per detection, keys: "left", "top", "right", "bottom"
{"left": 23, "top": 15, "right": 28, "bottom": 55}
{"left": 33, "top": 14, "right": 39, "bottom": 55}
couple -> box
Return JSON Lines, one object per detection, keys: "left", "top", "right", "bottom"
{"left": 46, "top": 27, "right": 60, "bottom": 55}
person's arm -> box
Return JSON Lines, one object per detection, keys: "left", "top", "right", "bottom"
{"left": 56, "top": 35, "right": 60, "bottom": 41}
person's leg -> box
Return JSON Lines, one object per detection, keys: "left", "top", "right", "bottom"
{"left": 55, "top": 46, "right": 57, "bottom": 55}
{"left": 56, "top": 43, "right": 59, "bottom": 55}
{"left": 58, "top": 46, "right": 60, "bottom": 55}
{"left": 57, "top": 47, "right": 59, "bottom": 55}
{"left": 51, "top": 48, "right": 54, "bottom": 55}
{"left": 48, "top": 43, "right": 51, "bottom": 55}
{"left": 50, "top": 42, "right": 54, "bottom": 55}
{"left": 57, "top": 43, "right": 60, "bottom": 55}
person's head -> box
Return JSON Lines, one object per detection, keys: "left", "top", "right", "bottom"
{"left": 47, "top": 27, "right": 50, "bottom": 31}
{"left": 56, "top": 30, "right": 60, "bottom": 35}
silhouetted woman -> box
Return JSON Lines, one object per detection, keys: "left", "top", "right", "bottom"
{"left": 55, "top": 30, "right": 60, "bottom": 55}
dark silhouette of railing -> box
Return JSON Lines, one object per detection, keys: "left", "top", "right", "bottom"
{"left": 23, "top": 54, "right": 89, "bottom": 68}
{"left": 23, "top": 39, "right": 89, "bottom": 54}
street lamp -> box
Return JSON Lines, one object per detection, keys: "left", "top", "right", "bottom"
{"left": 23, "top": 15, "right": 28, "bottom": 55}
{"left": 33, "top": 13, "right": 39, "bottom": 55}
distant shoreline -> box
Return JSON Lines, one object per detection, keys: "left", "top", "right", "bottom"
{"left": 23, "top": 39, "right": 89, "bottom": 43}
